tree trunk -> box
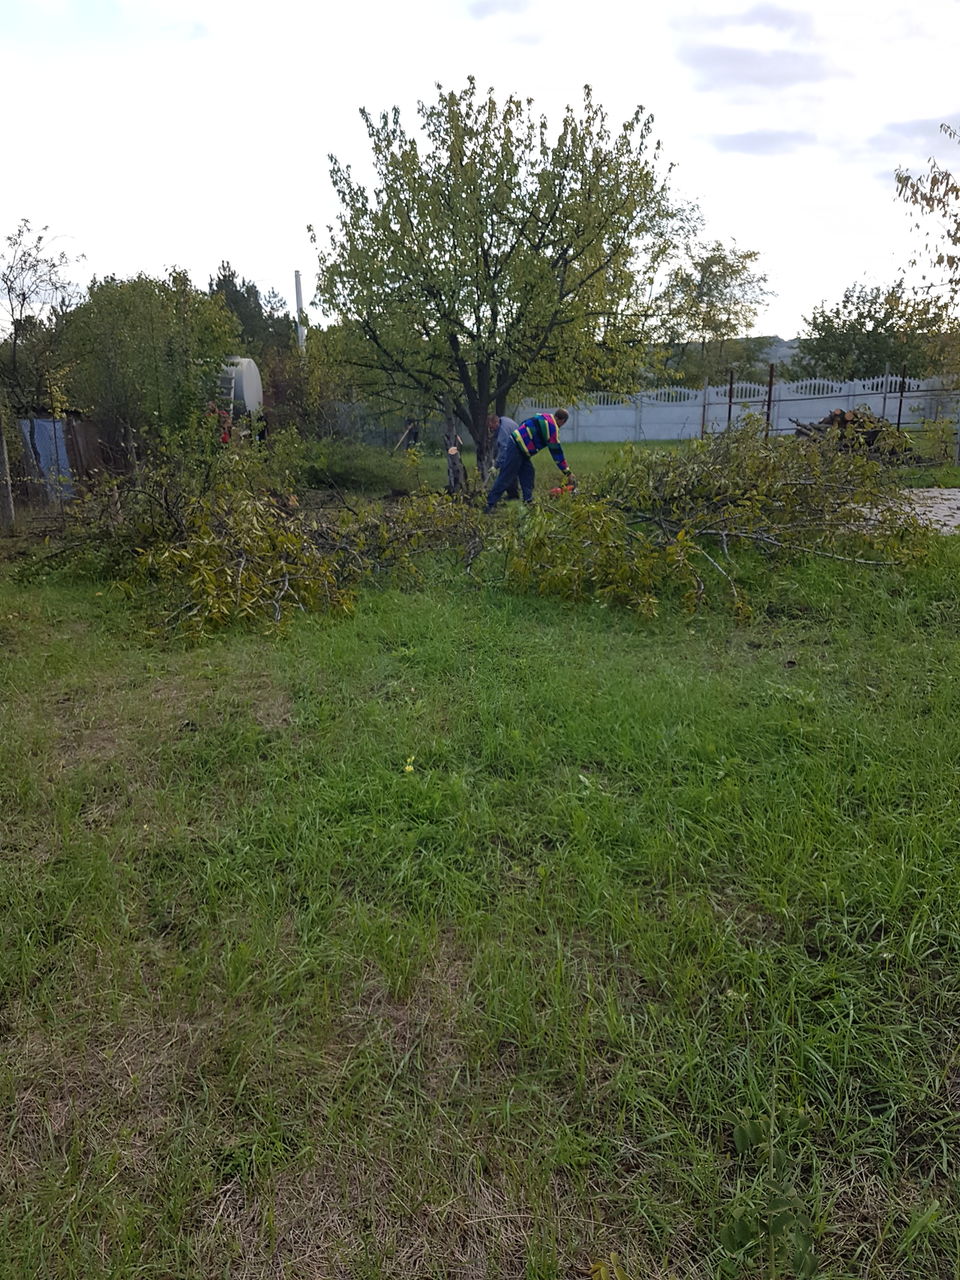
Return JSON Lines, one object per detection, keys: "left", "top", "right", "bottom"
{"left": 0, "top": 424, "right": 15, "bottom": 533}
{"left": 474, "top": 422, "right": 493, "bottom": 480}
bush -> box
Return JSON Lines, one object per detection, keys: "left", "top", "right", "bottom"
{"left": 24, "top": 433, "right": 483, "bottom": 639}
{"left": 503, "top": 417, "right": 931, "bottom": 613}
{"left": 23, "top": 417, "right": 936, "bottom": 637}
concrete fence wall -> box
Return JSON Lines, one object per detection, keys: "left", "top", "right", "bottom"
{"left": 516, "top": 376, "right": 960, "bottom": 442}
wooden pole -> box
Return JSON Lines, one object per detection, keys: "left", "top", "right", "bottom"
{"left": 391, "top": 424, "right": 412, "bottom": 453}
{"left": 764, "top": 363, "right": 775, "bottom": 440}
{"left": 0, "top": 421, "right": 15, "bottom": 533}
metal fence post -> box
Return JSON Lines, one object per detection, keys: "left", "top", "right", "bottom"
{"left": 764, "top": 364, "right": 774, "bottom": 439}
{"left": 700, "top": 379, "right": 709, "bottom": 439}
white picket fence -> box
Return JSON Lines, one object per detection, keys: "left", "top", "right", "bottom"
{"left": 516, "top": 376, "right": 960, "bottom": 442}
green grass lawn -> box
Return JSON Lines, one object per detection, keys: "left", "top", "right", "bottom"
{"left": 302, "top": 439, "right": 665, "bottom": 498}
{"left": 897, "top": 462, "right": 960, "bottom": 489}
{"left": 2, "top": 514, "right": 960, "bottom": 1277}
{"left": 304, "top": 436, "right": 960, "bottom": 500}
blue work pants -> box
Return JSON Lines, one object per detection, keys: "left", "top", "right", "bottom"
{"left": 486, "top": 441, "right": 535, "bottom": 511}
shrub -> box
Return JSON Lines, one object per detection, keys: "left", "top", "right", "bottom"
{"left": 23, "top": 417, "right": 934, "bottom": 636}
{"left": 503, "top": 417, "right": 930, "bottom": 612}
{"left": 25, "top": 433, "right": 483, "bottom": 639}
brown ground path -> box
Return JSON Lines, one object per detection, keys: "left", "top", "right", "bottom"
{"left": 906, "top": 488, "right": 960, "bottom": 532}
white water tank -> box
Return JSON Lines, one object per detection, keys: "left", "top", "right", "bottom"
{"left": 219, "top": 357, "right": 263, "bottom": 417}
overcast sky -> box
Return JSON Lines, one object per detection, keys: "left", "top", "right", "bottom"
{"left": 4, "top": 0, "right": 959, "bottom": 339}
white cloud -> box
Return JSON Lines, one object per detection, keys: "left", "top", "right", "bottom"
{"left": 688, "top": 4, "right": 816, "bottom": 38}
{"left": 3, "top": 0, "right": 959, "bottom": 337}
{"left": 677, "top": 45, "right": 838, "bottom": 89}
{"left": 712, "top": 129, "right": 817, "bottom": 154}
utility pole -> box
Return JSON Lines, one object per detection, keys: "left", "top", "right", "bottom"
{"left": 294, "top": 271, "right": 307, "bottom": 354}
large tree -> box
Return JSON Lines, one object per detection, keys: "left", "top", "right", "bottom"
{"left": 785, "top": 279, "right": 955, "bottom": 381}
{"left": 313, "top": 79, "right": 691, "bottom": 467}
{"left": 63, "top": 271, "right": 238, "bottom": 457}
{"left": 209, "top": 261, "right": 297, "bottom": 357}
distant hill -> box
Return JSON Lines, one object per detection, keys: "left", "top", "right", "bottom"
{"left": 756, "top": 335, "right": 799, "bottom": 365}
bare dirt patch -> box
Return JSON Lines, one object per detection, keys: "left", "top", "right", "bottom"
{"left": 243, "top": 674, "right": 297, "bottom": 732}
{"left": 905, "top": 488, "right": 960, "bottom": 532}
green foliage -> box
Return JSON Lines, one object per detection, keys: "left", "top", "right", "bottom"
{"left": 896, "top": 123, "right": 960, "bottom": 297}
{"left": 127, "top": 485, "right": 355, "bottom": 635}
{"left": 503, "top": 417, "right": 929, "bottom": 613}
{"left": 657, "top": 331, "right": 773, "bottom": 389}
{"left": 656, "top": 240, "right": 771, "bottom": 386}
{"left": 0, "top": 219, "right": 76, "bottom": 416}
{"left": 785, "top": 279, "right": 957, "bottom": 381}
{"left": 602, "top": 416, "right": 924, "bottom": 557}
{"left": 209, "top": 260, "right": 296, "bottom": 358}
{"left": 298, "top": 322, "right": 375, "bottom": 437}
{"left": 0, "top": 219, "right": 78, "bottom": 530}
{"left": 301, "top": 438, "right": 422, "bottom": 494}
{"left": 32, "top": 422, "right": 935, "bottom": 636}
{"left": 35, "top": 425, "right": 302, "bottom": 570}
{"left": 62, "top": 271, "right": 239, "bottom": 447}
{"left": 31, "top": 433, "right": 482, "bottom": 638}
{"left": 504, "top": 496, "right": 662, "bottom": 612}
{"left": 912, "top": 417, "right": 957, "bottom": 464}
{"left": 314, "top": 78, "right": 690, "bottom": 454}
{"left": 588, "top": 1252, "right": 638, "bottom": 1280}
{"left": 720, "top": 1105, "right": 817, "bottom": 1278}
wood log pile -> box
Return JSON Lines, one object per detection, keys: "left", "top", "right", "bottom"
{"left": 791, "top": 407, "right": 918, "bottom": 462}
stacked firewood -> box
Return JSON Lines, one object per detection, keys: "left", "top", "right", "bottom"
{"left": 792, "top": 407, "right": 916, "bottom": 460}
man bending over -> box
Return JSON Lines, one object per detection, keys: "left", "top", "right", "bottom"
{"left": 485, "top": 409, "right": 574, "bottom": 512}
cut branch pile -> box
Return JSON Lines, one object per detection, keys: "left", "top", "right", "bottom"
{"left": 22, "top": 457, "right": 486, "bottom": 638}
{"left": 504, "top": 416, "right": 930, "bottom": 614}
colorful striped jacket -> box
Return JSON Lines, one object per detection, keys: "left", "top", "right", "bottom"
{"left": 511, "top": 414, "right": 569, "bottom": 471}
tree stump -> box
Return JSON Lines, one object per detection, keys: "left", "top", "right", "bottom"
{"left": 444, "top": 425, "right": 469, "bottom": 495}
